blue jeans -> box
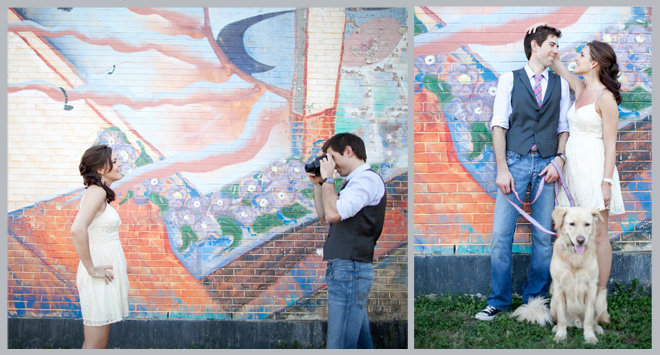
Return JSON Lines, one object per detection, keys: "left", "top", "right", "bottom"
{"left": 487, "top": 150, "right": 555, "bottom": 311}
{"left": 326, "top": 259, "right": 374, "bottom": 349}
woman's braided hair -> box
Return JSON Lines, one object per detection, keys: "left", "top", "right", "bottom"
{"left": 79, "top": 144, "right": 116, "bottom": 203}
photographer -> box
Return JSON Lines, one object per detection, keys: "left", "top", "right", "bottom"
{"left": 306, "top": 133, "right": 386, "bottom": 349}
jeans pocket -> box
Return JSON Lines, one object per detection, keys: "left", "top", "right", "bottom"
{"left": 355, "top": 273, "right": 373, "bottom": 307}
{"left": 327, "top": 264, "right": 351, "bottom": 283}
{"left": 506, "top": 150, "right": 520, "bottom": 166}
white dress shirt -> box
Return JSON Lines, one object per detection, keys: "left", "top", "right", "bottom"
{"left": 489, "top": 65, "right": 570, "bottom": 134}
{"left": 335, "top": 163, "right": 385, "bottom": 221}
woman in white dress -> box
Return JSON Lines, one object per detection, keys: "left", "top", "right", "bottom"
{"left": 529, "top": 25, "right": 626, "bottom": 291}
{"left": 70, "top": 145, "right": 129, "bottom": 348}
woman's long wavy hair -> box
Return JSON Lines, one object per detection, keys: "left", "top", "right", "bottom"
{"left": 79, "top": 144, "right": 115, "bottom": 203}
{"left": 588, "top": 40, "right": 622, "bottom": 105}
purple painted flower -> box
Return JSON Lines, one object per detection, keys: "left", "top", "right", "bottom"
{"left": 254, "top": 194, "right": 277, "bottom": 213}
{"left": 130, "top": 181, "right": 150, "bottom": 205}
{"left": 414, "top": 54, "right": 446, "bottom": 76}
{"left": 115, "top": 144, "right": 139, "bottom": 164}
{"left": 238, "top": 178, "right": 263, "bottom": 198}
{"left": 98, "top": 130, "right": 127, "bottom": 147}
{"left": 143, "top": 177, "right": 166, "bottom": 193}
{"left": 177, "top": 209, "right": 196, "bottom": 226}
{"left": 448, "top": 64, "right": 480, "bottom": 97}
{"left": 192, "top": 214, "right": 221, "bottom": 241}
{"left": 620, "top": 25, "right": 651, "bottom": 53}
{"left": 185, "top": 196, "right": 210, "bottom": 214}
{"left": 162, "top": 209, "right": 181, "bottom": 225}
{"left": 165, "top": 185, "right": 189, "bottom": 209}
{"left": 266, "top": 160, "right": 309, "bottom": 190}
{"left": 233, "top": 205, "right": 258, "bottom": 226}
{"left": 262, "top": 184, "right": 296, "bottom": 210}
{"left": 209, "top": 192, "right": 233, "bottom": 215}
{"left": 443, "top": 100, "right": 469, "bottom": 122}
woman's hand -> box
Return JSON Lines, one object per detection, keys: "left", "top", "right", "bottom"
{"left": 89, "top": 265, "right": 114, "bottom": 284}
{"left": 601, "top": 182, "right": 612, "bottom": 209}
{"left": 526, "top": 22, "right": 549, "bottom": 34}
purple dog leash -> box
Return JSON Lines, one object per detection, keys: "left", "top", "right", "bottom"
{"left": 502, "top": 159, "right": 574, "bottom": 236}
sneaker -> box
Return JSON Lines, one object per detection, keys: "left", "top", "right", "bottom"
{"left": 475, "top": 305, "right": 502, "bottom": 321}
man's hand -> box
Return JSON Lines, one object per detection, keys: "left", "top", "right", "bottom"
{"left": 320, "top": 154, "right": 336, "bottom": 179}
{"left": 496, "top": 169, "right": 515, "bottom": 194}
{"left": 539, "top": 157, "right": 563, "bottom": 183}
{"left": 307, "top": 172, "right": 323, "bottom": 185}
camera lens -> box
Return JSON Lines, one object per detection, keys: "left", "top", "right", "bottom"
{"left": 304, "top": 154, "right": 327, "bottom": 176}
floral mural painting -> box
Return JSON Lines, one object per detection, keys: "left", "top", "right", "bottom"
{"left": 414, "top": 7, "right": 651, "bottom": 255}
{"left": 7, "top": 7, "right": 408, "bottom": 320}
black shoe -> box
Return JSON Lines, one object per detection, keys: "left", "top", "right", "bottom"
{"left": 475, "top": 305, "right": 502, "bottom": 321}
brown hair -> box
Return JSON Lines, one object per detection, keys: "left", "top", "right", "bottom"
{"left": 322, "top": 132, "right": 367, "bottom": 161}
{"left": 587, "top": 41, "right": 622, "bottom": 105}
{"left": 523, "top": 25, "right": 562, "bottom": 60}
{"left": 79, "top": 144, "right": 116, "bottom": 203}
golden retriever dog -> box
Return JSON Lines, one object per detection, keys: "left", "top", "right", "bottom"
{"left": 550, "top": 206, "right": 609, "bottom": 343}
{"left": 512, "top": 206, "right": 610, "bottom": 344}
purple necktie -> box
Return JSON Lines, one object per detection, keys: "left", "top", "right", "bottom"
{"left": 533, "top": 74, "right": 543, "bottom": 108}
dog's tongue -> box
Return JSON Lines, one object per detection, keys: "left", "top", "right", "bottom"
{"left": 574, "top": 245, "right": 585, "bottom": 254}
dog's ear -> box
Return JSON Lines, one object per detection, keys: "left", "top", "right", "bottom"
{"left": 592, "top": 208, "right": 604, "bottom": 224}
{"left": 552, "top": 207, "right": 567, "bottom": 230}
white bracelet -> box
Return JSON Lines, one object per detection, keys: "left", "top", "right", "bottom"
{"left": 602, "top": 177, "right": 613, "bottom": 184}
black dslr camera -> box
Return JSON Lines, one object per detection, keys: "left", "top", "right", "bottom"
{"left": 304, "top": 154, "right": 327, "bottom": 176}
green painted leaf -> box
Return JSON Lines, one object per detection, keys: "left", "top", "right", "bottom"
{"left": 370, "top": 163, "right": 380, "bottom": 172}
{"left": 620, "top": 86, "right": 652, "bottom": 111}
{"left": 222, "top": 184, "right": 240, "bottom": 198}
{"left": 423, "top": 75, "right": 453, "bottom": 104}
{"left": 468, "top": 122, "right": 493, "bottom": 159}
{"left": 149, "top": 192, "right": 169, "bottom": 212}
{"left": 135, "top": 142, "right": 153, "bottom": 167}
{"left": 241, "top": 198, "right": 252, "bottom": 206}
{"left": 414, "top": 23, "right": 427, "bottom": 35}
{"left": 281, "top": 203, "right": 311, "bottom": 220}
{"left": 301, "top": 188, "right": 314, "bottom": 199}
{"left": 252, "top": 214, "right": 284, "bottom": 234}
{"left": 119, "top": 190, "right": 133, "bottom": 205}
{"left": 217, "top": 216, "right": 242, "bottom": 250}
{"left": 178, "top": 225, "right": 198, "bottom": 252}
{"left": 106, "top": 126, "right": 131, "bottom": 144}
{"left": 643, "top": 67, "right": 651, "bottom": 77}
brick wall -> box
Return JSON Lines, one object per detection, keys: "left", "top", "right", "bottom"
{"left": 414, "top": 7, "right": 652, "bottom": 255}
{"left": 7, "top": 7, "right": 408, "bottom": 322}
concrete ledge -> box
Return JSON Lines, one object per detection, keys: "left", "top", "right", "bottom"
{"left": 8, "top": 318, "right": 407, "bottom": 349}
{"left": 414, "top": 252, "right": 651, "bottom": 297}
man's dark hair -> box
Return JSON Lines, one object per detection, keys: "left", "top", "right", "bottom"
{"left": 523, "top": 25, "right": 562, "bottom": 60}
{"left": 322, "top": 132, "right": 367, "bottom": 161}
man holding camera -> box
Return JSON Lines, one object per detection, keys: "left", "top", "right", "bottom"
{"left": 306, "top": 133, "right": 387, "bottom": 349}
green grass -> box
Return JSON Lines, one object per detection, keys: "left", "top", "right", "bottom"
{"left": 414, "top": 280, "right": 652, "bottom": 349}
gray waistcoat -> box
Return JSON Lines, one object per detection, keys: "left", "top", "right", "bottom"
{"left": 505, "top": 68, "right": 561, "bottom": 158}
{"left": 323, "top": 170, "right": 387, "bottom": 263}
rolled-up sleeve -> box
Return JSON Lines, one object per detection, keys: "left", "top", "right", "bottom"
{"left": 556, "top": 77, "right": 571, "bottom": 134}
{"left": 489, "top": 71, "right": 513, "bottom": 131}
{"left": 336, "top": 172, "right": 385, "bottom": 221}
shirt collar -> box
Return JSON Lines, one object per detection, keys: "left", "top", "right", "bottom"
{"left": 524, "top": 64, "right": 549, "bottom": 80}
{"left": 344, "top": 162, "right": 370, "bottom": 182}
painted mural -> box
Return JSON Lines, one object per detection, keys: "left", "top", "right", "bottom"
{"left": 7, "top": 7, "right": 408, "bottom": 321}
{"left": 414, "top": 7, "right": 651, "bottom": 254}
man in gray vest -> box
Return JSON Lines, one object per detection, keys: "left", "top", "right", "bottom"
{"left": 475, "top": 25, "right": 570, "bottom": 321}
{"left": 307, "top": 133, "right": 387, "bottom": 348}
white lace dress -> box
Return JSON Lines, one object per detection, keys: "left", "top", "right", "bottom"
{"left": 76, "top": 200, "right": 129, "bottom": 326}
{"left": 557, "top": 102, "right": 625, "bottom": 215}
